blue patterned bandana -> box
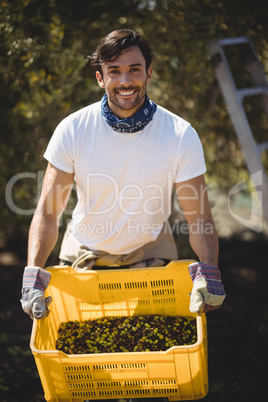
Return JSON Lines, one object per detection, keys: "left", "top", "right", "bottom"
{"left": 101, "top": 93, "right": 157, "bottom": 133}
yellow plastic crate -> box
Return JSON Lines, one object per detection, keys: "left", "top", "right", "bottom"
{"left": 30, "top": 260, "right": 208, "bottom": 402}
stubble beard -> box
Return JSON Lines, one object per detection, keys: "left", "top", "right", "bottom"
{"left": 107, "top": 80, "right": 148, "bottom": 117}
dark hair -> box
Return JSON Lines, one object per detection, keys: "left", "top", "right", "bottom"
{"left": 89, "top": 29, "right": 153, "bottom": 74}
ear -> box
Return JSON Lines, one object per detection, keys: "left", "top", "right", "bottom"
{"left": 96, "top": 71, "right": 105, "bottom": 88}
{"left": 146, "top": 66, "right": 152, "bottom": 84}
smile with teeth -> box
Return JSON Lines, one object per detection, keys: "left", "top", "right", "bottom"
{"left": 118, "top": 90, "right": 135, "bottom": 96}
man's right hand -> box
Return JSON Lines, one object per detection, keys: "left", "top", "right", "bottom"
{"left": 20, "top": 266, "right": 52, "bottom": 320}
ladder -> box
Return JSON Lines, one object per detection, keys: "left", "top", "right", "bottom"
{"left": 209, "top": 37, "right": 268, "bottom": 229}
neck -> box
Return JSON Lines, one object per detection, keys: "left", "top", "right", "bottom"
{"left": 101, "top": 93, "right": 157, "bottom": 134}
{"left": 107, "top": 97, "right": 147, "bottom": 120}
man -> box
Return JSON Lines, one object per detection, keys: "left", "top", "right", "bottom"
{"left": 21, "top": 29, "right": 225, "bottom": 320}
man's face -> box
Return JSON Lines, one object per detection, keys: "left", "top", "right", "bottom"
{"left": 96, "top": 46, "right": 152, "bottom": 119}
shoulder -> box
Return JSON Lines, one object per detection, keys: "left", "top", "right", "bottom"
{"left": 154, "top": 104, "right": 191, "bottom": 131}
{"left": 61, "top": 101, "right": 101, "bottom": 128}
{"left": 153, "top": 104, "right": 197, "bottom": 141}
{"left": 50, "top": 101, "right": 102, "bottom": 145}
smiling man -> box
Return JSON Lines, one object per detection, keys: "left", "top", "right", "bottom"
{"left": 96, "top": 45, "right": 152, "bottom": 119}
{"left": 21, "top": 29, "right": 225, "bottom": 322}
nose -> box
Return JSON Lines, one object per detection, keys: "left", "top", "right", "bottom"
{"left": 119, "top": 71, "right": 132, "bottom": 86}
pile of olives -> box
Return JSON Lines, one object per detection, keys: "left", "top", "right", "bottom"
{"left": 56, "top": 315, "right": 197, "bottom": 354}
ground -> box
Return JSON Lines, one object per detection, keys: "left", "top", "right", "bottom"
{"left": 0, "top": 192, "right": 267, "bottom": 401}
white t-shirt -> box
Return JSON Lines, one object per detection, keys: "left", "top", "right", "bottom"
{"left": 44, "top": 101, "right": 206, "bottom": 254}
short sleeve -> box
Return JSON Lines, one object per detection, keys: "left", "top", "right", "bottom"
{"left": 43, "top": 117, "right": 74, "bottom": 174}
{"left": 175, "top": 125, "right": 206, "bottom": 183}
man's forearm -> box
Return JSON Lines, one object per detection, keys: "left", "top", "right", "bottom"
{"left": 27, "top": 213, "right": 59, "bottom": 268}
{"left": 188, "top": 219, "right": 219, "bottom": 267}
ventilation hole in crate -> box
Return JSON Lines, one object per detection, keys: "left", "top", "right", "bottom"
{"left": 152, "top": 388, "right": 178, "bottom": 395}
{"left": 152, "top": 288, "right": 175, "bottom": 296}
{"left": 124, "top": 281, "right": 148, "bottom": 289}
{"left": 67, "top": 373, "right": 92, "bottom": 381}
{"left": 79, "top": 300, "right": 131, "bottom": 319}
{"left": 151, "top": 379, "right": 177, "bottom": 386}
{"left": 137, "top": 299, "right": 150, "bottom": 305}
{"left": 81, "top": 311, "right": 102, "bottom": 320}
{"left": 72, "top": 390, "right": 96, "bottom": 398}
{"left": 99, "top": 389, "right": 124, "bottom": 397}
{"left": 151, "top": 279, "right": 174, "bottom": 287}
{"left": 80, "top": 302, "right": 101, "bottom": 311}
{"left": 120, "top": 363, "right": 146, "bottom": 370}
{"left": 103, "top": 301, "right": 128, "bottom": 310}
{"left": 124, "top": 380, "right": 150, "bottom": 387}
{"left": 96, "top": 381, "right": 122, "bottom": 388}
{"left": 64, "top": 365, "right": 91, "bottom": 373}
{"left": 69, "top": 382, "right": 94, "bottom": 389}
{"left": 99, "top": 282, "right": 121, "bottom": 290}
{"left": 104, "top": 310, "right": 127, "bottom": 317}
{"left": 125, "top": 389, "right": 151, "bottom": 396}
{"left": 128, "top": 299, "right": 150, "bottom": 309}
{"left": 92, "top": 363, "right": 119, "bottom": 371}
{"left": 153, "top": 297, "right": 176, "bottom": 304}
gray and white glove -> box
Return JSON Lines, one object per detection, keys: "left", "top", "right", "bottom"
{"left": 20, "top": 266, "right": 52, "bottom": 319}
{"left": 188, "top": 262, "right": 226, "bottom": 313}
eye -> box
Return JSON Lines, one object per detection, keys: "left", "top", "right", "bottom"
{"left": 110, "top": 69, "right": 120, "bottom": 75}
{"left": 130, "top": 67, "right": 141, "bottom": 73}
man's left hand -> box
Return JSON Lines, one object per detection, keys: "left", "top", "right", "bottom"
{"left": 188, "top": 262, "right": 226, "bottom": 313}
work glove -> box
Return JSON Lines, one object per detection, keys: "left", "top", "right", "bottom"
{"left": 20, "top": 266, "right": 52, "bottom": 320}
{"left": 188, "top": 262, "right": 226, "bottom": 313}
